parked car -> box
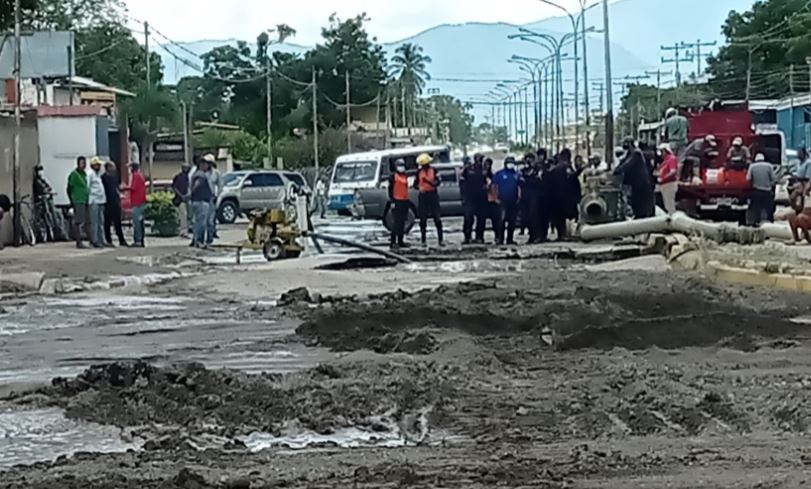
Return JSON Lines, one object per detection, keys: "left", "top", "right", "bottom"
{"left": 216, "top": 170, "right": 307, "bottom": 224}
{"left": 351, "top": 162, "right": 464, "bottom": 232}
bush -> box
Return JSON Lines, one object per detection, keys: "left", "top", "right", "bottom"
{"left": 145, "top": 191, "right": 179, "bottom": 237}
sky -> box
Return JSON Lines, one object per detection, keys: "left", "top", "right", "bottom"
{"left": 125, "top": 0, "right": 589, "bottom": 45}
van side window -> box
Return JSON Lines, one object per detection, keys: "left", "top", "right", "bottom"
{"left": 248, "top": 173, "right": 284, "bottom": 187}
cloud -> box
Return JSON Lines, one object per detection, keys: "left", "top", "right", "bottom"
{"left": 124, "top": 0, "right": 584, "bottom": 45}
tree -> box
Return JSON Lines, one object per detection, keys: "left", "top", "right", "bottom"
{"left": 617, "top": 83, "right": 710, "bottom": 137}
{"left": 19, "top": 0, "right": 126, "bottom": 30}
{"left": 120, "top": 84, "right": 178, "bottom": 168}
{"left": 75, "top": 23, "right": 162, "bottom": 91}
{"left": 390, "top": 43, "right": 432, "bottom": 129}
{"left": 706, "top": 0, "right": 811, "bottom": 99}
{"left": 195, "top": 128, "right": 267, "bottom": 165}
{"left": 427, "top": 95, "right": 473, "bottom": 146}
{"left": 0, "top": 0, "right": 37, "bottom": 31}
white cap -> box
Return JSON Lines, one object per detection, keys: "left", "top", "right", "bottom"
{"left": 665, "top": 108, "right": 677, "bottom": 117}
{"left": 732, "top": 137, "right": 743, "bottom": 146}
{"left": 658, "top": 142, "right": 672, "bottom": 153}
{"left": 202, "top": 154, "right": 216, "bottom": 163}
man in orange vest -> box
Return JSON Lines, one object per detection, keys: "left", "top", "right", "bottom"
{"left": 388, "top": 158, "right": 410, "bottom": 250}
{"left": 413, "top": 153, "right": 444, "bottom": 247}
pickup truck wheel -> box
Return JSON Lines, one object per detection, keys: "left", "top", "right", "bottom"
{"left": 383, "top": 206, "right": 416, "bottom": 233}
{"left": 218, "top": 201, "right": 239, "bottom": 224}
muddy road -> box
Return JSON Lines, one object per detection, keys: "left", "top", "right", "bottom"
{"left": 4, "top": 260, "right": 811, "bottom": 488}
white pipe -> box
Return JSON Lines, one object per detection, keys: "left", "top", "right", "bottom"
{"left": 580, "top": 215, "right": 670, "bottom": 241}
{"left": 581, "top": 212, "right": 768, "bottom": 244}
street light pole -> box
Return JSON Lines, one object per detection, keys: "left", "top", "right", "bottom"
{"left": 12, "top": 0, "right": 22, "bottom": 245}
{"left": 580, "top": 0, "right": 592, "bottom": 155}
{"left": 602, "top": 0, "right": 615, "bottom": 166}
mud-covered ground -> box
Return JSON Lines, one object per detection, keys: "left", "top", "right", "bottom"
{"left": 5, "top": 262, "right": 811, "bottom": 488}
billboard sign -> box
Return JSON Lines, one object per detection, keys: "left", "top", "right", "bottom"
{"left": 0, "top": 31, "right": 74, "bottom": 78}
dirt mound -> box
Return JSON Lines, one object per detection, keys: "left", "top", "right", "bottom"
{"left": 295, "top": 269, "right": 806, "bottom": 353}
{"left": 27, "top": 361, "right": 447, "bottom": 438}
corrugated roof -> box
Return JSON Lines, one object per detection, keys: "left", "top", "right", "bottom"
{"left": 65, "top": 76, "right": 136, "bottom": 97}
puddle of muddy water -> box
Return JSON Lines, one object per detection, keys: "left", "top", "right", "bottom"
{"left": 0, "top": 292, "right": 334, "bottom": 385}
{"left": 0, "top": 407, "right": 140, "bottom": 471}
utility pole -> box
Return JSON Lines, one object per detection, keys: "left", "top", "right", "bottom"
{"left": 745, "top": 46, "right": 753, "bottom": 103}
{"left": 581, "top": 16, "right": 592, "bottom": 156}
{"left": 312, "top": 67, "right": 319, "bottom": 172}
{"left": 12, "top": 0, "right": 21, "bottom": 245}
{"left": 67, "top": 44, "right": 74, "bottom": 105}
{"left": 345, "top": 70, "right": 351, "bottom": 152}
{"left": 144, "top": 22, "right": 150, "bottom": 88}
{"left": 661, "top": 43, "right": 693, "bottom": 86}
{"left": 602, "top": 0, "right": 615, "bottom": 166}
{"left": 679, "top": 39, "right": 717, "bottom": 77}
{"left": 181, "top": 100, "right": 189, "bottom": 167}
{"left": 265, "top": 55, "right": 273, "bottom": 169}
{"left": 645, "top": 69, "right": 673, "bottom": 119}
{"left": 615, "top": 75, "right": 650, "bottom": 138}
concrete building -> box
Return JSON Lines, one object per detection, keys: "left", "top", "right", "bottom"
{"left": 0, "top": 113, "right": 38, "bottom": 246}
{"left": 776, "top": 94, "right": 811, "bottom": 150}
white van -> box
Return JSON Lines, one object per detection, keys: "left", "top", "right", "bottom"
{"left": 327, "top": 145, "right": 451, "bottom": 213}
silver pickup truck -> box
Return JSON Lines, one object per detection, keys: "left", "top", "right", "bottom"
{"left": 351, "top": 163, "right": 465, "bottom": 231}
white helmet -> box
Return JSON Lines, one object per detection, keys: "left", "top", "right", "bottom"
{"left": 665, "top": 108, "right": 677, "bottom": 118}
{"left": 732, "top": 137, "right": 743, "bottom": 147}
{"left": 658, "top": 142, "right": 673, "bottom": 154}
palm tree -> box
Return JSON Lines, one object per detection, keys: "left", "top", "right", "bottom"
{"left": 390, "top": 43, "right": 432, "bottom": 130}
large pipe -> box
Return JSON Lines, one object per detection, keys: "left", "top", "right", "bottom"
{"left": 306, "top": 232, "right": 412, "bottom": 264}
{"left": 581, "top": 212, "right": 768, "bottom": 245}
{"left": 580, "top": 215, "right": 670, "bottom": 241}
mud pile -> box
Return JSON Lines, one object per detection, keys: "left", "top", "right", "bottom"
{"left": 296, "top": 268, "right": 807, "bottom": 353}
{"left": 17, "top": 360, "right": 447, "bottom": 440}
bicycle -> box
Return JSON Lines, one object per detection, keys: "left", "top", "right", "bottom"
{"left": 17, "top": 195, "right": 41, "bottom": 246}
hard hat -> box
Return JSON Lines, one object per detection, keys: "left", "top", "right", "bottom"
{"left": 658, "top": 142, "right": 672, "bottom": 153}
{"left": 202, "top": 153, "right": 216, "bottom": 163}
{"left": 732, "top": 137, "right": 743, "bottom": 146}
{"left": 665, "top": 107, "right": 677, "bottom": 118}
{"left": 754, "top": 153, "right": 766, "bottom": 162}
{"left": 417, "top": 153, "right": 432, "bottom": 166}
{"left": 90, "top": 156, "right": 102, "bottom": 166}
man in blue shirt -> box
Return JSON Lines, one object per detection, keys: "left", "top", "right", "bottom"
{"left": 494, "top": 156, "right": 522, "bottom": 245}
{"left": 795, "top": 148, "right": 811, "bottom": 183}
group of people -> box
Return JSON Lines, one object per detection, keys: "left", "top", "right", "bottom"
{"left": 387, "top": 149, "right": 594, "bottom": 249}
{"left": 67, "top": 157, "right": 145, "bottom": 249}
{"left": 171, "top": 154, "right": 223, "bottom": 249}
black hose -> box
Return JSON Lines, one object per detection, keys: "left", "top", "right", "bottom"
{"left": 305, "top": 231, "right": 412, "bottom": 264}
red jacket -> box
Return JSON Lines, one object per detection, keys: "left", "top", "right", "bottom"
{"left": 658, "top": 154, "right": 678, "bottom": 185}
{"left": 130, "top": 171, "right": 147, "bottom": 206}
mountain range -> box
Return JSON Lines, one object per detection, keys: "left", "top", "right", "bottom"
{"left": 155, "top": 0, "right": 753, "bottom": 121}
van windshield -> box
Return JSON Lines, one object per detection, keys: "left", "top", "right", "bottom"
{"left": 333, "top": 161, "right": 377, "bottom": 183}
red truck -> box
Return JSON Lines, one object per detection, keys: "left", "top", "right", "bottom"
{"left": 646, "top": 101, "right": 785, "bottom": 223}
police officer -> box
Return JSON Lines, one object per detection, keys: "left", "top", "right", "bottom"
{"left": 414, "top": 153, "right": 443, "bottom": 247}
{"left": 614, "top": 137, "right": 655, "bottom": 219}
{"left": 388, "top": 158, "right": 410, "bottom": 250}
{"left": 461, "top": 154, "right": 487, "bottom": 244}
{"left": 495, "top": 156, "right": 522, "bottom": 245}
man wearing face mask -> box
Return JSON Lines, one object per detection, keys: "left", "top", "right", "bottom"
{"left": 413, "top": 153, "right": 443, "bottom": 247}
{"left": 494, "top": 156, "right": 522, "bottom": 245}
{"left": 518, "top": 153, "right": 535, "bottom": 237}
{"left": 388, "top": 158, "right": 410, "bottom": 250}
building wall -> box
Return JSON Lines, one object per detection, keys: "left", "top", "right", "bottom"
{"left": 777, "top": 105, "right": 811, "bottom": 151}
{"left": 0, "top": 115, "right": 38, "bottom": 246}
{"left": 38, "top": 115, "right": 99, "bottom": 207}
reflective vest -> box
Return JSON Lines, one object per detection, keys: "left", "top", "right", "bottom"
{"left": 418, "top": 167, "right": 438, "bottom": 193}
{"left": 393, "top": 173, "right": 409, "bottom": 200}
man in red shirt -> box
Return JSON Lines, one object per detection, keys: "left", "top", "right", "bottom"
{"left": 657, "top": 143, "right": 679, "bottom": 214}
{"left": 129, "top": 162, "right": 147, "bottom": 247}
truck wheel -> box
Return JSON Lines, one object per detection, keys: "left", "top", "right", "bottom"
{"left": 218, "top": 201, "right": 239, "bottom": 224}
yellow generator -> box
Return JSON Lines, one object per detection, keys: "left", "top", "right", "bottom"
{"left": 247, "top": 208, "right": 304, "bottom": 261}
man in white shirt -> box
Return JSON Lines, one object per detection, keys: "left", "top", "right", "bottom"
{"left": 87, "top": 157, "right": 108, "bottom": 248}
